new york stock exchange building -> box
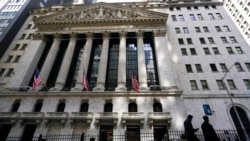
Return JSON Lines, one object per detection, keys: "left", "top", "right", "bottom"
{"left": 0, "top": 0, "right": 250, "bottom": 141}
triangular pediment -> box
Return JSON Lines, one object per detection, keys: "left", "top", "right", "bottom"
{"left": 34, "top": 3, "right": 168, "bottom": 31}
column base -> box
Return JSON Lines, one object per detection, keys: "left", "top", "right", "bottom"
{"left": 161, "top": 86, "right": 179, "bottom": 91}
{"left": 49, "top": 87, "right": 62, "bottom": 92}
{"left": 49, "top": 82, "right": 64, "bottom": 91}
{"left": 71, "top": 87, "right": 83, "bottom": 92}
{"left": 115, "top": 86, "right": 127, "bottom": 92}
{"left": 92, "top": 86, "right": 105, "bottom": 92}
{"left": 140, "top": 86, "right": 150, "bottom": 91}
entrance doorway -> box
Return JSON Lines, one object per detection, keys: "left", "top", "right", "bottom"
{"left": 154, "top": 125, "right": 167, "bottom": 141}
{"left": 21, "top": 124, "right": 37, "bottom": 141}
{"left": 230, "top": 106, "right": 250, "bottom": 141}
{"left": 99, "top": 125, "right": 113, "bottom": 141}
{"left": 126, "top": 125, "right": 140, "bottom": 141}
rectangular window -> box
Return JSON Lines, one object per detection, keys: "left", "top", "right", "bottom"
{"left": 12, "top": 44, "right": 20, "bottom": 51}
{"left": 216, "top": 13, "right": 223, "bottom": 19}
{"left": 221, "top": 37, "right": 228, "bottom": 44}
{"left": 201, "top": 80, "right": 209, "bottom": 90}
{"left": 215, "top": 26, "right": 222, "bottom": 32}
{"left": 208, "top": 37, "right": 215, "bottom": 44}
{"left": 208, "top": 13, "right": 215, "bottom": 20}
{"left": 220, "top": 63, "right": 228, "bottom": 72}
{"left": 175, "top": 28, "right": 181, "bottom": 34}
{"left": 210, "top": 64, "right": 218, "bottom": 72}
{"left": 26, "top": 24, "right": 32, "bottom": 29}
{"left": 203, "top": 48, "right": 210, "bottom": 55}
{"left": 212, "top": 47, "right": 220, "bottom": 54}
{"left": 181, "top": 48, "right": 188, "bottom": 55}
{"left": 5, "top": 68, "right": 14, "bottom": 77}
{"left": 226, "top": 47, "right": 234, "bottom": 54}
{"left": 229, "top": 36, "right": 237, "bottom": 43}
{"left": 195, "top": 64, "right": 203, "bottom": 72}
{"left": 178, "top": 38, "right": 184, "bottom": 45}
{"left": 183, "top": 27, "right": 189, "bottom": 33}
{"left": 223, "top": 26, "right": 230, "bottom": 32}
{"left": 227, "top": 79, "right": 237, "bottom": 89}
{"left": 195, "top": 27, "right": 201, "bottom": 33}
{"left": 171, "top": 15, "right": 177, "bottom": 21}
{"left": 20, "top": 44, "right": 27, "bottom": 50}
{"left": 199, "top": 38, "right": 206, "bottom": 44}
{"left": 190, "top": 80, "right": 198, "bottom": 90}
{"left": 197, "top": 14, "right": 203, "bottom": 20}
{"left": 243, "top": 79, "right": 250, "bottom": 89}
{"left": 235, "top": 46, "right": 243, "bottom": 54}
{"left": 26, "top": 34, "right": 33, "bottom": 39}
{"left": 245, "top": 63, "right": 250, "bottom": 72}
{"left": 186, "top": 64, "right": 193, "bottom": 73}
{"left": 19, "top": 34, "right": 26, "bottom": 39}
{"left": 194, "top": 6, "right": 198, "bottom": 10}
{"left": 187, "top": 38, "right": 193, "bottom": 44}
{"left": 203, "top": 27, "right": 209, "bottom": 32}
{"left": 0, "top": 68, "right": 5, "bottom": 77}
{"left": 190, "top": 48, "right": 197, "bottom": 55}
{"left": 205, "top": 6, "right": 209, "bottom": 9}
{"left": 235, "top": 63, "right": 244, "bottom": 72}
{"left": 216, "top": 80, "right": 226, "bottom": 90}
{"left": 13, "top": 55, "right": 21, "bottom": 63}
{"left": 179, "top": 15, "right": 185, "bottom": 21}
{"left": 190, "top": 14, "right": 196, "bottom": 21}
{"left": 5, "top": 55, "right": 13, "bottom": 63}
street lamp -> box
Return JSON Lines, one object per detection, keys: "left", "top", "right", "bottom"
{"left": 222, "top": 62, "right": 250, "bottom": 141}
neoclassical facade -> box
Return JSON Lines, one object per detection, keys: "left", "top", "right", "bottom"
{"left": 0, "top": 0, "right": 250, "bottom": 141}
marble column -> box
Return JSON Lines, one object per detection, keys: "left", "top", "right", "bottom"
{"left": 51, "top": 33, "right": 77, "bottom": 91}
{"left": 93, "top": 31, "right": 110, "bottom": 91}
{"left": 5, "top": 34, "right": 46, "bottom": 90}
{"left": 153, "top": 30, "right": 177, "bottom": 91}
{"left": 71, "top": 32, "right": 93, "bottom": 91}
{"left": 136, "top": 30, "right": 149, "bottom": 91}
{"left": 115, "top": 31, "right": 127, "bottom": 91}
{"left": 38, "top": 33, "right": 61, "bottom": 90}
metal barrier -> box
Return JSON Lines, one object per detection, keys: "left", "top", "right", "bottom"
{"left": 5, "top": 130, "right": 245, "bottom": 141}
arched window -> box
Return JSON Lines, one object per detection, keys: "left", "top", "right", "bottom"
{"left": 80, "top": 102, "right": 89, "bottom": 112}
{"left": 104, "top": 103, "right": 113, "bottom": 112}
{"left": 57, "top": 101, "right": 65, "bottom": 112}
{"left": 128, "top": 102, "right": 137, "bottom": 112}
{"left": 11, "top": 99, "right": 21, "bottom": 112}
{"left": 230, "top": 106, "right": 250, "bottom": 141}
{"left": 33, "top": 101, "right": 43, "bottom": 112}
{"left": 153, "top": 102, "right": 163, "bottom": 112}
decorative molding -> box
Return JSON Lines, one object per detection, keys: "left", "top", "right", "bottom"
{"left": 102, "top": 31, "right": 110, "bottom": 38}
{"left": 119, "top": 31, "right": 127, "bottom": 38}
{"left": 136, "top": 30, "right": 144, "bottom": 38}
{"left": 153, "top": 30, "right": 166, "bottom": 37}
{"left": 33, "top": 33, "right": 44, "bottom": 40}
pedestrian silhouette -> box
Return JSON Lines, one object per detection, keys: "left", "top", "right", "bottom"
{"left": 184, "top": 115, "right": 200, "bottom": 141}
{"left": 201, "top": 116, "right": 220, "bottom": 141}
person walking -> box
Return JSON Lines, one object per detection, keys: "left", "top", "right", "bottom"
{"left": 201, "top": 116, "right": 220, "bottom": 141}
{"left": 184, "top": 115, "right": 200, "bottom": 141}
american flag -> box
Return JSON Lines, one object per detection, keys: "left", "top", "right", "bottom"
{"left": 132, "top": 74, "right": 140, "bottom": 93}
{"left": 82, "top": 73, "right": 89, "bottom": 92}
{"left": 33, "top": 69, "right": 41, "bottom": 92}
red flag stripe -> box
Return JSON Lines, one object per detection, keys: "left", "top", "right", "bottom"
{"left": 132, "top": 75, "right": 140, "bottom": 93}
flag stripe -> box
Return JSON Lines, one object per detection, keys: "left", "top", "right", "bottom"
{"left": 82, "top": 74, "right": 89, "bottom": 92}
{"left": 33, "top": 69, "right": 41, "bottom": 91}
{"left": 132, "top": 75, "right": 140, "bottom": 93}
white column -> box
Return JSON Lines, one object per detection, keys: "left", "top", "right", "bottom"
{"left": 153, "top": 30, "right": 177, "bottom": 90}
{"left": 38, "top": 34, "right": 61, "bottom": 90}
{"left": 71, "top": 32, "right": 93, "bottom": 91}
{"left": 137, "top": 30, "right": 149, "bottom": 91}
{"left": 93, "top": 31, "right": 110, "bottom": 91}
{"left": 115, "top": 31, "right": 127, "bottom": 91}
{"left": 51, "top": 33, "right": 77, "bottom": 91}
{"left": 5, "top": 34, "right": 46, "bottom": 90}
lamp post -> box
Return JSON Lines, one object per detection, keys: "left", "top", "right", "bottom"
{"left": 222, "top": 62, "right": 250, "bottom": 141}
